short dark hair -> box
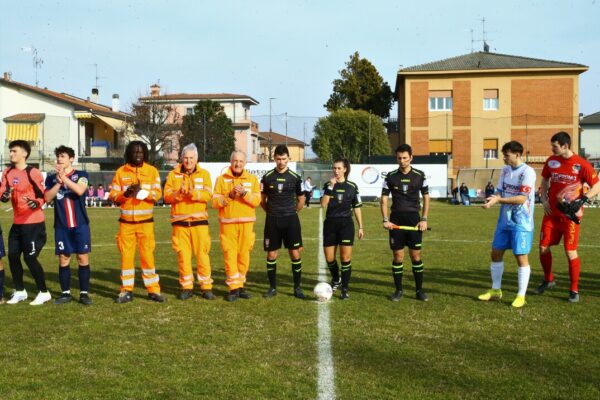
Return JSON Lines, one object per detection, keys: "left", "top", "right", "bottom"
{"left": 333, "top": 158, "right": 351, "bottom": 179}
{"left": 395, "top": 143, "right": 413, "bottom": 156}
{"left": 551, "top": 131, "right": 571, "bottom": 148}
{"left": 501, "top": 140, "right": 524, "bottom": 156}
{"left": 274, "top": 144, "right": 289, "bottom": 157}
{"left": 54, "top": 145, "right": 75, "bottom": 159}
{"left": 9, "top": 140, "right": 31, "bottom": 160}
{"left": 124, "top": 140, "right": 149, "bottom": 164}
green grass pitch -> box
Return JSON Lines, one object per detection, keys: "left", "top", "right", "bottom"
{"left": 1, "top": 203, "right": 599, "bottom": 399}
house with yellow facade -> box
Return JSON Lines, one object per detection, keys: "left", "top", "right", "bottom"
{"left": 394, "top": 50, "right": 588, "bottom": 184}
{"left": 257, "top": 130, "right": 306, "bottom": 162}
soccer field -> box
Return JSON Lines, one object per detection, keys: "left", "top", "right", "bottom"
{"left": 1, "top": 203, "right": 599, "bottom": 399}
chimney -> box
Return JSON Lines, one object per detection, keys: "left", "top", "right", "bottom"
{"left": 112, "top": 94, "right": 120, "bottom": 112}
{"left": 3, "top": 72, "right": 10, "bottom": 80}
{"left": 91, "top": 88, "right": 99, "bottom": 103}
{"left": 150, "top": 84, "right": 161, "bottom": 97}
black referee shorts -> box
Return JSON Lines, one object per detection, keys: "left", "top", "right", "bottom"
{"left": 264, "top": 214, "right": 303, "bottom": 251}
{"left": 389, "top": 212, "right": 422, "bottom": 251}
{"left": 323, "top": 217, "right": 355, "bottom": 247}
{"left": 8, "top": 222, "right": 47, "bottom": 257}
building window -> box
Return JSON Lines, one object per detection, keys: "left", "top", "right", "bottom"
{"left": 483, "top": 138, "right": 498, "bottom": 159}
{"left": 429, "top": 139, "right": 452, "bottom": 155}
{"left": 429, "top": 90, "right": 453, "bottom": 111}
{"left": 186, "top": 107, "right": 194, "bottom": 115}
{"left": 483, "top": 89, "right": 499, "bottom": 110}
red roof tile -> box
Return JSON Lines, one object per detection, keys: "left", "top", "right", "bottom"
{"left": 3, "top": 113, "right": 45, "bottom": 123}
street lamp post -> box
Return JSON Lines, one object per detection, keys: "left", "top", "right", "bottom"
{"left": 269, "top": 97, "right": 276, "bottom": 161}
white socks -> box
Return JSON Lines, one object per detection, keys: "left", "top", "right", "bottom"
{"left": 491, "top": 261, "right": 504, "bottom": 289}
{"left": 517, "top": 266, "right": 531, "bottom": 297}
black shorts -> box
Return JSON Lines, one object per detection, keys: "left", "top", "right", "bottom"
{"left": 8, "top": 222, "right": 47, "bottom": 257}
{"left": 323, "top": 217, "right": 354, "bottom": 247}
{"left": 264, "top": 214, "right": 303, "bottom": 251}
{"left": 389, "top": 212, "right": 422, "bottom": 251}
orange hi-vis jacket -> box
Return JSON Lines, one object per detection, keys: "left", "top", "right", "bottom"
{"left": 163, "top": 163, "right": 212, "bottom": 222}
{"left": 212, "top": 167, "right": 261, "bottom": 223}
{"left": 109, "top": 162, "right": 162, "bottom": 223}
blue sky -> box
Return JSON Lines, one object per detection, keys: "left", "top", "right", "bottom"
{"left": 1, "top": 0, "right": 599, "bottom": 147}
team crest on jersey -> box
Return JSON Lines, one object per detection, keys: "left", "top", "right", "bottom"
{"left": 72, "top": 174, "right": 79, "bottom": 181}
{"left": 548, "top": 160, "right": 561, "bottom": 169}
{"left": 402, "top": 184, "right": 408, "bottom": 194}
{"left": 57, "top": 192, "right": 64, "bottom": 200}
{"left": 277, "top": 183, "right": 283, "bottom": 193}
{"left": 573, "top": 164, "right": 581, "bottom": 173}
{"left": 12, "top": 177, "right": 19, "bottom": 185}
{"left": 337, "top": 193, "right": 343, "bottom": 202}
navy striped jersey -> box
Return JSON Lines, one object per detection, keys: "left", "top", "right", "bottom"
{"left": 45, "top": 170, "right": 90, "bottom": 228}
{"left": 261, "top": 168, "right": 303, "bottom": 216}
{"left": 382, "top": 167, "right": 428, "bottom": 213}
{"left": 323, "top": 180, "right": 362, "bottom": 218}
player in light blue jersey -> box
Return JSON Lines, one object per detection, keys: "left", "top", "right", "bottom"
{"left": 478, "top": 141, "right": 536, "bottom": 308}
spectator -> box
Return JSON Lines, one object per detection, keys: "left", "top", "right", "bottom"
{"left": 86, "top": 184, "right": 95, "bottom": 207}
{"left": 96, "top": 184, "right": 105, "bottom": 207}
{"left": 485, "top": 181, "right": 495, "bottom": 198}
{"left": 302, "top": 176, "right": 314, "bottom": 208}
{"left": 460, "top": 183, "right": 470, "bottom": 206}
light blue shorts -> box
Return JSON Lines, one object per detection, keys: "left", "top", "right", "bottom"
{"left": 492, "top": 229, "right": 533, "bottom": 255}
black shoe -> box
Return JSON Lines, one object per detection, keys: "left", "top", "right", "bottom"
{"left": 389, "top": 290, "right": 403, "bottom": 302}
{"left": 78, "top": 293, "right": 93, "bottom": 305}
{"left": 179, "top": 289, "right": 194, "bottom": 300}
{"left": 416, "top": 290, "right": 429, "bottom": 302}
{"left": 263, "top": 287, "right": 277, "bottom": 298}
{"left": 340, "top": 289, "right": 349, "bottom": 300}
{"left": 293, "top": 287, "right": 306, "bottom": 300}
{"left": 238, "top": 288, "right": 251, "bottom": 299}
{"left": 201, "top": 290, "right": 215, "bottom": 300}
{"left": 148, "top": 293, "right": 166, "bottom": 303}
{"left": 534, "top": 280, "right": 556, "bottom": 295}
{"left": 568, "top": 291, "right": 580, "bottom": 303}
{"left": 54, "top": 293, "right": 73, "bottom": 305}
{"left": 115, "top": 291, "right": 133, "bottom": 304}
{"left": 226, "top": 289, "right": 239, "bottom": 302}
{"left": 331, "top": 279, "right": 341, "bottom": 293}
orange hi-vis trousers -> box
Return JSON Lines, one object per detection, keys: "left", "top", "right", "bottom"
{"left": 171, "top": 224, "right": 212, "bottom": 290}
{"left": 220, "top": 222, "right": 255, "bottom": 290}
{"left": 117, "top": 221, "right": 161, "bottom": 294}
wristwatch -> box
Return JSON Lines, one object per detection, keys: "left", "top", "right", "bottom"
{"left": 420, "top": 217, "right": 428, "bottom": 222}
{"left": 382, "top": 217, "right": 389, "bottom": 223}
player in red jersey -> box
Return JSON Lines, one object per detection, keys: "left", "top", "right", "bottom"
{"left": 536, "top": 132, "right": 600, "bottom": 302}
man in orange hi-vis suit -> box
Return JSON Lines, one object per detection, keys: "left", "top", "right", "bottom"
{"left": 110, "top": 141, "right": 166, "bottom": 303}
{"left": 164, "top": 143, "right": 214, "bottom": 301}
{"left": 212, "top": 150, "right": 261, "bottom": 302}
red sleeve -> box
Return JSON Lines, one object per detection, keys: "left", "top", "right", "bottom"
{"left": 581, "top": 159, "right": 599, "bottom": 186}
{"left": 541, "top": 157, "right": 551, "bottom": 179}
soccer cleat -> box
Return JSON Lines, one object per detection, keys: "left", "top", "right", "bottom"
{"left": 534, "top": 280, "right": 555, "bottom": 295}
{"left": 568, "top": 291, "right": 580, "bottom": 303}
{"left": 30, "top": 291, "right": 52, "bottom": 306}
{"left": 115, "top": 291, "right": 134, "bottom": 304}
{"left": 389, "top": 290, "right": 403, "bottom": 302}
{"left": 340, "top": 289, "right": 349, "bottom": 300}
{"left": 226, "top": 289, "right": 239, "bottom": 302}
{"left": 263, "top": 287, "right": 277, "bottom": 298}
{"left": 330, "top": 279, "right": 341, "bottom": 293}
{"left": 293, "top": 287, "right": 306, "bottom": 300}
{"left": 79, "top": 293, "right": 93, "bottom": 305}
{"left": 201, "top": 290, "right": 215, "bottom": 300}
{"left": 179, "top": 289, "right": 194, "bottom": 300}
{"left": 238, "top": 288, "right": 251, "bottom": 300}
{"left": 478, "top": 289, "right": 503, "bottom": 301}
{"left": 54, "top": 293, "right": 73, "bottom": 305}
{"left": 416, "top": 290, "right": 429, "bottom": 302}
{"left": 511, "top": 295, "right": 526, "bottom": 308}
{"left": 148, "top": 293, "right": 166, "bottom": 303}
{"left": 7, "top": 290, "right": 28, "bottom": 305}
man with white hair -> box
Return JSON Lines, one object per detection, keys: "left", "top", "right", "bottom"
{"left": 164, "top": 143, "right": 214, "bottom": 300}
{"left": 212, "top": 150, "right": 261, "bottom": 302}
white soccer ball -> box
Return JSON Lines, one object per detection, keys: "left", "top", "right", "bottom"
{"left": 314, "top": 282, "right": 333, "bottom": 302}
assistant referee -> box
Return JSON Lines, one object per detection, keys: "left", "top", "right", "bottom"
{"left": 261, "top": 145, "right": 306, "bottom": 299}
{"left": 380, "top": 144, "right": 430, "bottom": 302}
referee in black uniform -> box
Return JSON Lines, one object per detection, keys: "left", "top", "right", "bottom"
{"left": 261, "top": 145, "right": 306, "bottom": 299}
{"left": 321, "top": 158, "right": 364, "bottom": 299}
{"left": 380, "top": 144, "right": 430, "bottom": 301}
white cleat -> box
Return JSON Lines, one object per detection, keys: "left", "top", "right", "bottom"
{"left": 30, "top": 291, "right": 52, "bottom": 306}
{"left": 7, "top": 290, "right": 28, "bottom": 305}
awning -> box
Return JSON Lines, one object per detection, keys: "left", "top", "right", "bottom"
{"left": 6, "top": 123, "right": 39, "bottom": 141}
{"left": 96, "top": 114, "right": 128, "bottom": 133}
{"left": 74, "top": 111, "right": 93, "bottom": 119}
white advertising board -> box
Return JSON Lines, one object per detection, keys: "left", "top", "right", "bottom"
{"left": 344, "top": 164, "right": 448, "bottom": 199}
{"left": 201, "top": 162, "right": 297, "bottom": 189}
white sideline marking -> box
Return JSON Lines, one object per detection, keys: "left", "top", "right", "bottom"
{"left": 317, "top": 208, "right": 335, "bottom": 400}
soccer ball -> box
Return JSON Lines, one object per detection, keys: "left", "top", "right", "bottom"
{"left": 314, "top": 282, "right": 333, "bottom": 302}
